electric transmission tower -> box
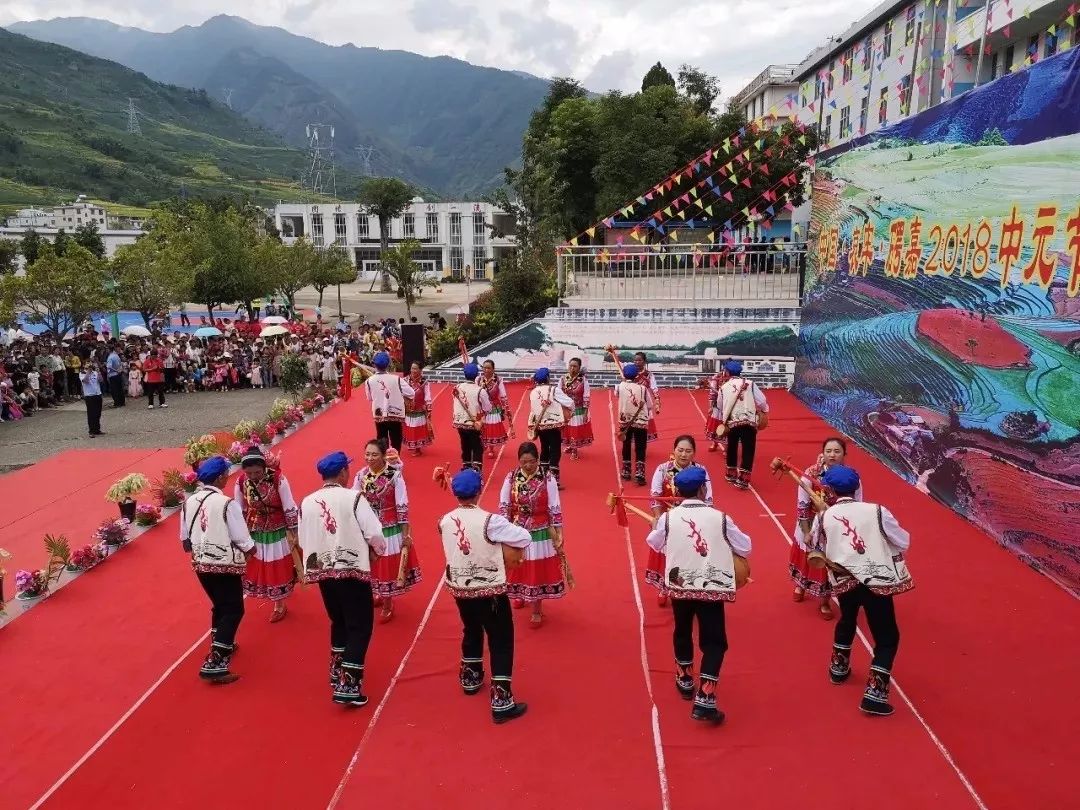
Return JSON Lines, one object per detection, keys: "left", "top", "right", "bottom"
{"left": 222, "top": 88, "right": 234, "bottom": 108}
{"left": 355, "top": 145, "right": 376, "bottom": 176}
{"left": 302, "top": 123, "right": 337, "bottom": 198}
{"left": 126, "top": 98, "right": 142, "bottom": 135}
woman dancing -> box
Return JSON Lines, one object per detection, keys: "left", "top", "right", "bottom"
{"left": 479, "top": 359, "right": 511, "bottom": 458}
{"left": 560, "top": 357, "right": 593, "bottom": 459}
{"left": 402, "top": 361, "right": 434, "bottom": 455}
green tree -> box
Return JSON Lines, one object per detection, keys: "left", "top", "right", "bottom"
{"left": 0, "top": 238, "right": 19, "bottom": 275}
{"left": 74, "top": 222, "right": 107, "bottom": 259}
{"left": 534, "top": 97, "right": 601, "bottom": 237}
{"left": 641, "top": 62, "right": 676, "bottom": 92}
{"left": 265, "top": 237, "right": 321, "bottom": 308}
{"left": 52, "top": 228, "right": 71, "bottom": 256}
{"left": 677, "top": 65, "right": 721, "bottom": 116}
{"left": 380, "top": 238, "right": 439, "bottom": 318}
{"left": 111, "top": 233, "right": 193, "bottom": 327}
{"left": 357, "top": 177, "right": 415, "bottom": 292}
{"left": 308, "top": 246, "right": 354, "bottom": 310}
{"left": 21, "top": 229, "right": 45, "bottom": 265}
{"left": 3, "top": 244, "right": 112, "bottom": 338}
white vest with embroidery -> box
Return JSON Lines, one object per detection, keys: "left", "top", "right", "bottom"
{"left": 617, "top": 381, "right": 650, "bottom": 427}
{"left": 720, "top": 377, "right": 759, "bottom": 427}
{"left": 184, "top": 486, "right": 246, "bottom": 574}
{"left": 452, "top": 382, "right": 483, "bottom": 429}
{"left": 366, "top": 372, "right": 406, "bottom": 422}
{"left": 664, "top": 501, "right": 737, "bottom": 601}
{"left": 821, "top": 500, "right": 913, "bottom": 596}
{"left": 529, "top": 384, "right": 565, "bottom": 429}
{"left": 440, "top": 506, "right": 505, "bottom": 598}
{"left": 300, "top": 485, "right": 375, "bottom": 582}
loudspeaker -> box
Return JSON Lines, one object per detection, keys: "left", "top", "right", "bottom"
{"left": 401, "top": 323, "right": 426, "bottom": 370}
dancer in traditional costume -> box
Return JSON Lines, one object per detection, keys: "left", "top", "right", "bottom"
{"left": 452, "top": 362, "right": 491, "bottom": 476}
{"left": 705, "top": 365, "right": 731, "bottom": 452}
{"left": 647, "top": 435, "right": 715, "bottom": 607}
{"left": 236, "top": 447, "right": 299, "bottom": 623}
{"left": 616, "top": 364, "right": 654, "bottom": 486}
{"left": 364, "top": 351, "right": 415, "bottom": 452}
{"left": 479, "top": 359, "right": 511, "bottom": 458}
{"left": 607, "top": 346, "right": 660, "bottom": 443}
{"left": 560, "top": 358, "right": 592, "bottom": 459}
{"left": 439, "top": 469, "right": 532, "bottom": 724}
{"left": 353, "top": 438, "right": 420, "bottom": 623}
{"left": 299, "top": 451, "right": 387, "bottom": 707}
{"left": 813, "top": 466, "right": 912, "bottom": 716}
{"left": 403, "top": 362, "right": 433, "bottom": 455}
{"left": 527, "top": 368, "right": 574, "bottom": 487}
{"left": 790, "top": 438, "right": 863, "bottom": 619}
{"left": 500, "top": 441, "right": 566, "bottom": 627}
{"left": 180, "top": 456, "right": 255, "bottom": 684}
{"left": 645, "top": 467, "right": 751, "bottom": 724}
{"left": 715, "top": 360, "right": 769, "bottom": 490}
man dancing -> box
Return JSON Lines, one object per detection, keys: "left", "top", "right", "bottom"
{"left": 715, "top": 360, "right": 769, "bottom": 490}
{"left": 645, "top": 467, "right": 751, "bottom": 724}
{"left": 527, "top": 368, "right": 574, "bottom": 487}
{"left": 180, "top": 455, "right": 256, "bottom": 684}
{"left": 439, "top": 469, "right": 532, "bottom": 724}
{"left": 299, "top": 451, "right": 387, "bottom": 707}
{"left": 813, "top": 465, "right": 913, "bottom": 716}
{"left": 451, "top": 362, "right": 491, "bottom": 477}
{"left": 365, "top": 351, "right": 415, "bottom": 452}
{"left": 616, "top": 364, "right": 653, "bottom": 485}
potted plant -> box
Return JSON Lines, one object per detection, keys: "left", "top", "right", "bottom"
{"left": 68, "top": 543, "right": 106, "bottom": 572}
{"left": 106, "top": 473, "right": 149, "bottom": 521}
{"left": 43, "top": 534, "right": 71, "bottom": 589}
{"left": 135, "top": 504, "right": 162, "bottom": 527}
{"left": 15, "top": 569, "right": 48, "bottom": 603}
{"left": 184, "top": 434, "right": 220, "bottom": 471}
{"left": 152, "top": 470, "right": 187, "bottom": 508}
{"left": 182, "top": 470, "right": 199, "bottom": 493}
{"left": 94, "top": 518, "right": 131, "bottom": 550}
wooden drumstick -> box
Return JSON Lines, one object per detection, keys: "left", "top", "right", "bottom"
{"left": 396, "top": 543, "right": 410, "bottom": 587}
{"left": 769, "top": 457, "right": 829, "bottom": 512}
{"left": 605, "top": 492, "right": 654, "bottom": 524}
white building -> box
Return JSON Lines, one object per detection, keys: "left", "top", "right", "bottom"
{"left": 48, "top": 195, "right": 108, "bottom": 230}
{"left": 0, "top": 226, "right": 142, "bottom": 262}
{"left": 792, "top": 0, "right": 1076, "bottom": 151}
{"left": 274, "top": 198, "right": 517, "bottom": 282}
{"left": 732, "top": 65, "right": 799, "bottom": 128}
{"left": 4, "top": 208, "right": 53, "bottom": 228}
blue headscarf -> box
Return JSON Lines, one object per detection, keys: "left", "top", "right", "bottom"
{"left": 822, "top": 465, "right": 860, "bottom": 496}
{"left": 673, "top": 466, "right": 707, "bottom": 496}
{"left": 451, "top": 469, "right": 483, "bottom": 499}
{"left": 316, "top": 451, "right": 352, "bottom": 478}
{"left": 724, "top": 360, "right": 743, "bottom": 376}
{"left": 463, "top": 363, "right": 479, "bottom": 381}
{"left": 373, "top": 351, "right": 390, "bottom": 370}
{"left": 534, "top": 367, "right": 550, "bottom": 383}
{"left": 197, "top": 455, "right": 230, "bottom": 484}
{"left": 622, "top": 363, "right": 639, "bottom": 380}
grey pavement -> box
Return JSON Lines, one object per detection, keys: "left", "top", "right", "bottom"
{"left": 292, "top": 278, "right": 487, "bottom": 322}
{"left": 0, "top": 388, "right": 282, "bottom": 472}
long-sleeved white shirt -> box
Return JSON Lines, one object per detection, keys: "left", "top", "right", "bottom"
{"left": 179, "top": 485, "right": 255, "bottom": 552}
{"left": 482, "top": 512, "right": 533, "bottom": 549}
{"left": 645, "top": 501, "right": 752, "bottom": 558}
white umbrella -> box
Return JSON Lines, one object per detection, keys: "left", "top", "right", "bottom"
{"left": 14, "top": 329, "right": 35, "bottom": 341}
{"left": 194, "top": 326, "right": 222, "bottom": 338}
{"left": 122, "top": 325, "right": 151, "bottom": 337}
{"left": 446, "top": 304, "right": 470, "bottom": 315}
{"left": 262, "top": 315, "right": 288, "bottom": 325}
{"left": 260, "top": 325, "right": 290, "bottom": 337}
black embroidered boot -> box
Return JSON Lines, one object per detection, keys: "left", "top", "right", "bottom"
{"left": 634, "top": 461, "right": 647, "bottom": 486}
{"left": 859, "top": 666, "right": 895, "bottom": 716}
{"left": 333, "top": 663, "right": 369, "bottom": 707}
{"left": 329, "top": 646, "right": 345, "bottom": 686}
{"left": 620, "top": 460, "right": 631, "bottom": 481}
{"left": 460, "top": 658, "right": 484, "bottom": 695}
{"left": 675, "top": 660, "right": 695, "bottom": 700}
{"left": 725, "top": 466, "right": 737, "bottom": 484}
{"left": 199, "top": 641, "right": 238, "bottom": 684}
{"left": 829, "top": 643, "right": 852, "bottom": 684}
{"left": 690, "top": 674, "right": 725, "bottom": 724}
{"left": 491, "top": 677, "right": 528, "bottom": 724}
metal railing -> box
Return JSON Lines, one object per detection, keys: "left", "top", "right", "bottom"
{"left": 557, "top": 242, "right": 806, "bottom": 304}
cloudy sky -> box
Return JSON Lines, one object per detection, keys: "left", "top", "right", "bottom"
{"left": 1, "top": 0, "right": 882, "bottom": 99}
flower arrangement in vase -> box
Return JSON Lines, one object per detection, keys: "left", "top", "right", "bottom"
{"left": 182, "top": 470, "right": 199, "bottom": 493}
{"left": 94, "top": 518, "right": 131, "bottom": 548}
{"left": 153, "top": 469, "right": 187, "bottom": 508}
{"left": 227, "top": 440, "right": 256, "bottom": 464}
{"left": 184, "top": 434, "right": 220, "bottom": 470}
{"left": 233, "top": 420, "right": 261, "bottom": 442}
{"left": 15, "top": 569, "right": 48, "bottom": 601}
{"left": 106, "top": 473, "right": 149, "bottom": 521}
{"left": 68, "top": 543, "right": 107, "bottom": 572}
{"left": 135, "top": 504, "right": 162, "bottom": 527}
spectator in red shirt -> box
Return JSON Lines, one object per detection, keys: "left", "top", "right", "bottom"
{"left": 143, "top": 349, "right": 168, "bottom": 409}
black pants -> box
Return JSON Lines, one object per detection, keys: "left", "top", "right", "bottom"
{"left": 318, "top": 578, "right": 375, "bottom": 666}
{"left": 376, "top": 420, "right": 403, "bottom": 452}
{"left": 108, "top": 374, "right": 126, "bottom": 407}
{"left": 537, "top": 427, "right": 561, "bottom": 473}
{"left": 672, "top": 599, "right": 728, "bottom": 679}
{"left": 835, "top": 585, "right": 900, "bottom": 671}
{"left": 725, "top": 425, "right": 757, "bottom": 471}
{"left": 458, "top": 427, "right": 484, "bottom": 467}
{"left": 456, "top": 594, "right": 515, "bottom": 678}
{"left": 84, "top": 394, "right": 103, "bottom": 435}
{"left": 146, "top": 381, "right": 166, "bottom": 406}
{"left": 165, "top": 368, "right": 177, "bottom": 392}
{"left": 196, "top": 572, "right": 245, "bottom": 647}
{"left": 621, "top": 426, "right": 647, "bottom": 463}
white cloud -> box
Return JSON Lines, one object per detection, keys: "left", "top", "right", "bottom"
{"left": 0, "top": 0, "right": 884, "bottom": 98}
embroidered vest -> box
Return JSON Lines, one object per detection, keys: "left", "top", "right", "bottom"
{"left": 618, "top": 381, "right": 650, "bottom": 427}
{"left": 529, "top": 384, "right": 565, "bottom": 429}
{"left": 355, "top": 466, "right": 400, "bottom": 527}
{"left": 367, "top": 372, "right": 406, "bottom": 421}
{"left": 184, "top": 487, "right": 246, "bottom": 574}
{"left": 452, "top": 382, "right": 483, "bottom": 428}
{"left": 300, "top": 485, "right": 374, "bottom": 581}
{"left": 721, "top": 377, "right": 759, "bottom": 427}
{"left": 440, "top": 507, "right": 505, "bottom": 598}
{"left": 481, "top": 374, "right": 504, "bottom": 406}
{"left": 561, "top": 374, "right": 585, "bottom": 407}
{"left": 506, "top": 470, "right": 552, "bottom": 531}
{"left": 664, "top": 502, "right": 737, "bottom": 602}
{"left": 821, "top": 500, "right": 913, "bottom": 596}
{"left": 238, "top": 471, "right": 288, "bottom": 532}
{"left": 407, "top": 377, "right": 426, "bottom": 411}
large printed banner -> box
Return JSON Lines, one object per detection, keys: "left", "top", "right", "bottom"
{"left": 795, "top": 47, "right": 1080, "bottom": 592}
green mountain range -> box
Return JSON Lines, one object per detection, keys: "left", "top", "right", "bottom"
{"left": 0, "top": 27, "right": 347, "bottom": 213}
{"left": 8, "top": 15, "right": 552, "bottom": 197}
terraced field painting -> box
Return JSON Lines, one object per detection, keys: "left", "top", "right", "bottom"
{"left": 794, "top": 47, "right": 1080, "bottom": 592}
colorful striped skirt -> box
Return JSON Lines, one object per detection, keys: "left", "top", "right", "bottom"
{"left": 370, "top": 523, "right": 423, "bottom": 597}
{"left": 507, "top": 526, "right": 566, "bottom": 602}
{"left": 243, "top": 528, "right": 296, "bottom": 601}
{"left": 563, "top": 406, "right": 594, "bottom": 448}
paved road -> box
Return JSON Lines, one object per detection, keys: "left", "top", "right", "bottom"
{"left": 0, "top": 388, "right": 282, "bottom": 472}
{"left": 292, "top": 278, "right": 485, "bottom": 322}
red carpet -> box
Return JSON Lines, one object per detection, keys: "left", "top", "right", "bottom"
{"left": 1, "top": 386, "right": 1074, "bottom": 810}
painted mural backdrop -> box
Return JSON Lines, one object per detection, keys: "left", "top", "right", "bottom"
{"left": 795, "top": 48, "right": 1080, "bottom": 593}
